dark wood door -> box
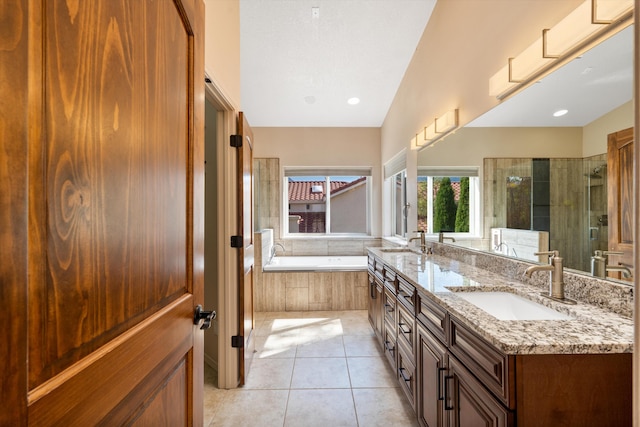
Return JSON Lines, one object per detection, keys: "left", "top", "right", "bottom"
{"left": 607, "top": 127, "right": 634, "bottom": 281}
{"left": 447, "top": 357, "right": 512, "bottom": 427}
{"left": 418, "top": 326, "right": 447, "bottom": 427}
{"left": 237, "top": 112, "right": 255, "bottom": 385}
{"left": 1, "top": 1, "right": 205, "bottom": 425}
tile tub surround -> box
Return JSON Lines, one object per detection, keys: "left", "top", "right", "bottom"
{"left": 255, "top": 229, "right": 381, "bottom": 312}
{"left": 256, "top": 271, "right": 368, "bottom": 312}
{"left": 367, "top": 248, "right": 633, "bottom": 355}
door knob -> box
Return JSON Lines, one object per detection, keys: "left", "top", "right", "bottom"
{"left": 193, "top": 305, "right": 216, "bottom": 330}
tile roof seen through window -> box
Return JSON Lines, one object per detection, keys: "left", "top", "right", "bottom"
{"left": 288, "top": 177, "right": 366, "bottom": 202}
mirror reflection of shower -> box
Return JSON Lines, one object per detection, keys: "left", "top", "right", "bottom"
{"left": 586, "top": 159, "right": 608, "bottom": 272}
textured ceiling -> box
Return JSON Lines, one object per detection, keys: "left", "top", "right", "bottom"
{"left": 240, "top": 0, "right": 436, "bottom": 127}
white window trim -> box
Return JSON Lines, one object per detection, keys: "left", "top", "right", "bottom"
{"left": 418, "top": 173, "right": 481, "bottom": 238}
{"left": 282, "top": 167, "right": 373, "bottom": 238}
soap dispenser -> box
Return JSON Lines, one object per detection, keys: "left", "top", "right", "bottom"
{"left": 591, "top": 250, "right": 606, "bottom": 278}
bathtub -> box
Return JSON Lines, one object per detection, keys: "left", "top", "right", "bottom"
{"left": 263, "top": 255, "right": 368, "bottom": 272}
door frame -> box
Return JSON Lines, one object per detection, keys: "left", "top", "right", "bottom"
{"left": 204, "top": 74, "right": 240, "bottom": 389}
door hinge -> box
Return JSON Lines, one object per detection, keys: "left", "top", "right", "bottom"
{"left": 230, "top": 134, "right": 242, "bottom": 148}
{"left": 231, "top": 335, "right": 244, "bottom": 348}
{"left": 230, "top": 235, "right": 243, "bottom": 248}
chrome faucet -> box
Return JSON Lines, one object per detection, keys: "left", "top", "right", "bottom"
{"left": 269, "top": 243, "right": 285, "bottom": 263}
{"left": 524, "top": 250, "right": 575, "bottom": 304}
{"left": 438, "top": 232, "right": 455, "bottom": 243}
{"left": 409, "top": 230, "right": 427, "bottom": 253}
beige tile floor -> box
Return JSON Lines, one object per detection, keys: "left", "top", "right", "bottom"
{"left": 204, "top": 310, "right": 419, "bottom": 427}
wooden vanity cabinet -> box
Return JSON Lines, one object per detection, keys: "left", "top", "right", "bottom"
{"left": 369, "top": 254, "right": 632, "bottom": 427}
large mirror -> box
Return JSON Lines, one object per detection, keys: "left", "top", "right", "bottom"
{"left": 417, "top": 24, "right": 634, "bottom": 284}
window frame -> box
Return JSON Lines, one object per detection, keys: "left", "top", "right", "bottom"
{"left": 417, "top": 168, "right": 481, "bottom": 238}
{"left": 282, "top": 167, "right": 372, "bottom": 237}
{"left": 390, "top": 170, "right": 408, "bottom": 238}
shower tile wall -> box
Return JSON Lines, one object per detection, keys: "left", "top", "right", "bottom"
{"left": 255, "top": 158, "right": 282, "bottom": 239}
{"left": 584, "top": 154, "right": 608, "bottom": 271}
{"left": 483, "top": 158, "right": 532, "bottom": 242}
{"left": 484, "top": 158, "right": 586, "bottom": 271}
{"left": 549, "top": 158, "right": 584, "bottom": 270}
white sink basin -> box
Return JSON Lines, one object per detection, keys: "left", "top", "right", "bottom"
{"left": 454, "top": 292, "right": 572, "bottom": 321}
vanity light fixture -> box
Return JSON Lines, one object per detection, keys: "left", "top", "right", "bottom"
{"left": 553, "top": 109, "right": 569, "bottom": 117}
{"left": 414, "top": 109, "right": 459, "bottom": 149}
{"left": 489, "top": 0, "right": 633, "bottom": 99}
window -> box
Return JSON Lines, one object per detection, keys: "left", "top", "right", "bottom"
{"left": 392, "top": 170, "right": 407, "bottom": 237}
{"left": 384, "top": 150, "right": 408, "bottom": 238}
{"left": 417, "top": 167, "right": 480, "bottom": 236}
{"left": 284, "top": 168, "right": 371, "bottom": 235}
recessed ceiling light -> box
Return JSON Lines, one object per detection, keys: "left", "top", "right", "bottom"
{"left": 553, "top": 109, "right": 568, "bottom": 117}
{"left": 304, "top": 96, "right": 316, "bottom": 105}
{"left": 347, "top": 97, "right": 360, "bottom": 105}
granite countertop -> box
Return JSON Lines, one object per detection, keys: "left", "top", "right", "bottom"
{"left": 367, "top": 247, "right": 634, "bottom": 355}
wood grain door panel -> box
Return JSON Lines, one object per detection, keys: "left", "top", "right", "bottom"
{"left": 28, "top": 295, "right": 193, "bottom": 425}
{"left": 237, "top": 112, "right": 255, "bottom": 384}
{"left": 607, "top": 127, "right": 634, "bottom": 280}
{"left": 2, "top": 0, "right": 205, "bottom": 424}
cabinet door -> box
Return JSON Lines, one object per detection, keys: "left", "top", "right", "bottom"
{"left": 375, "top": 282, "right": 384, "bottom": 344}
{"left": 367, "top": 273, "right": 377, "bottom": 329}
{"left": 446, "top": 357, "right": 512, "bottom": 427}
{"left": 383, "top": 320, "right": 398, "bottom": 369}
{"left": 397, "top": 301, "right": 417, "bottom": 358}
{"left": 398, "top": 345, "right": 417, "bottom": 411}
{"left": 367, "top": 272, "right": 384, "bottom": 343}
{"left": 418, "top": 326, "right": 447, "bottom": 427}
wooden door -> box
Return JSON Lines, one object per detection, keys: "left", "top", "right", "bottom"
{"left": 607, "top": 127, "right": 634, "bottom": 281}
{"left": 1, "top": 1, "right": 205, "bottom": 425}
{"left": 236, "top": 112, "right": 255, "bottom": 385}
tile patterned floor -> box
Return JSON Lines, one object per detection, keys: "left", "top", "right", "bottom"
{"left": 203, "top": 310, "right": 419, "bottom": 427}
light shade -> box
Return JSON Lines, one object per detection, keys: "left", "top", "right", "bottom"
{"left": 435, "top": 109, "right": 459, "bottom": 134}
{"left": 415, "top": 109, "right": 459, "bottom": 149}
{"left": 489, "top": 0, "right": 633, "bottom": 98}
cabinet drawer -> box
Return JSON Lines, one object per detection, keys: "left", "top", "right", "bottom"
{"left": 397, "top": 276, "right": 416, "bottom": 312}
{"left": 374, "top": 259, "right": 385, "bottom": 282}
{"left": 383, "top": 321, "right": 397, "bottom": 369}
{"left": 383, "top": 287, "right": 397, "bottom": 326}
{"left": 398, "top": 346, "right": 417, "bottom": 410}
{"left": 448, "top": 316, "right": 515, "bottom": 408}
{"left": 397, "top": 302, "right": 416, "bottom": 360}
{"left": 417, "top": 292, "right": 448, "bottom": 344}
{"left": 384, "top": 267, "right": 397, "bottom": 287}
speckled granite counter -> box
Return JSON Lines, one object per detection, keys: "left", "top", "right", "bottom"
{"left": 367, "top": 247, "right": 633, "bottom": 355}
